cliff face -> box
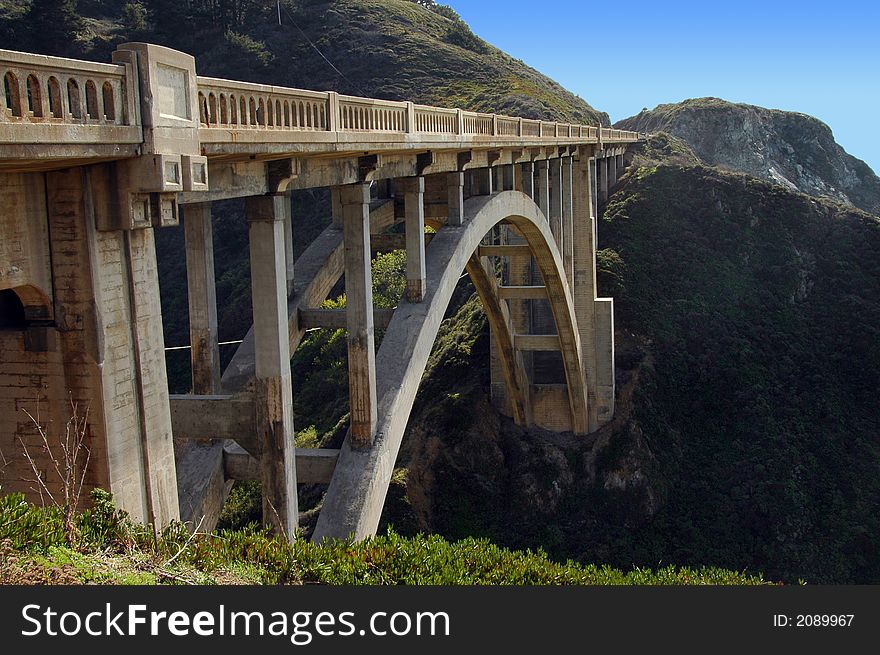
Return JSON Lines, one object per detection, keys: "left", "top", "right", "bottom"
{"left": 615, "top": 98, "right": 880, "bottom": 215}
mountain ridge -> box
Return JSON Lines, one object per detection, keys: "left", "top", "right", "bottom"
{"left": 615, "top": 97, "right": 880, "bottom": 215}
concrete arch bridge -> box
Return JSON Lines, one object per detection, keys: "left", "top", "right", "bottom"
{"left": 0, "top": 44, "right": 639, "bottom": 539}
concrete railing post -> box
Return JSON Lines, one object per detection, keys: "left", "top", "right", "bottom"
{"left": 111, "top": 43, "right": 208, "bottom": 229}
{"left": 406, "top": 101, "right": 415, "bottom": 134}
{"left": 327, "top": 91, "right": 339, "bottom": 132}
{"left": 340, "top": 183, "right": 378, "bottom": 446}
{"left": 246, "top": 194, "right": 298, "bottom": 538}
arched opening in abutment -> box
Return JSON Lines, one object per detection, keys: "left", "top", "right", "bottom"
{"left": 0, "top": 289, "right": 27, "bottom": 329}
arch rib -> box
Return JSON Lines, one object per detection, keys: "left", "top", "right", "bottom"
{"left": 465, "top": 252, "right": 529, "bottom": 426}
{"left": 313, "top": 190, "right": 589, "bottom": 541}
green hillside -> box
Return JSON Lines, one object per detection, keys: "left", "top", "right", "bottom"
{"left": 1, "top": 1, "right": 879, "bottom": 586}
{"left": 0, "top": 491, "right": 763, "bottom": 585}
{"left": 0, "top": 0, "right": 608, "bottom": 124}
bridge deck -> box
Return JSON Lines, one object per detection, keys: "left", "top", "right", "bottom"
{"left": 1, "top": 47, "right": 639, "bottom": 172}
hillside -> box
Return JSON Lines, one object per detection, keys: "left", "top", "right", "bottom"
{"left": 0, "top": 491, "right": 764, "bottom": 585}
{"left": 374, "top": 153, "right": 880, "bottom": 584}
{"left": 1, "top": 1, "right": 879, "bottom": 587}
{"left": 0, "top": 0, "right": 608, "bottom": 125}
{"left": 615, "top": 98, "right": 880, "bottom": 215}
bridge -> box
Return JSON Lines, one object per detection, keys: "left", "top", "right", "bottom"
{"left": 0, "top": 43, "right": 640, "bottom": 540}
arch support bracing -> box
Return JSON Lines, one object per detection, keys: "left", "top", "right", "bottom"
{"left": 313, "top": 190, "right": 589, "bottom": 541}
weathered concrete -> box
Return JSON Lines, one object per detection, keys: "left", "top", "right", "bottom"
{"left": 594, "top": 297, "right": 615, "bottom": 424}
{"left": 313, "top": 190, "right": 587, "bottom": 541}
{"left": 561, "top": 156, "right": 574, "bottom": 287}
{"left": 549, "top": 157, "right": 563, "bottom": 247}
{"left": 572, "top": 152, "right": 606, "bottom": 432}
{"left": 498, "top": 285, "right": 549, "bottom": 300}
{"left": 246, "top": 195, "right": 297, "bottom": 537}
{"left": 446, "top": 172, "right": 465, "bottom": 226}
{"left": 399, "top": 176, "right": 427, "bottom": 302}
{"left": 183, "top": 202, "right": 220, "bottom": 394}
{"left": 223, "top": 443, "right": 339, "bottom": 485}
{"left": 340, "top": 183, "right": 378, "bottom": 446}
{"left": 465, "top": 253, "right": 528, "bottom": 426}
{"left": 0, "top": 42, "right": 641, "bottom": 540}
{"left": 514, "top": 334, "right": 561, "bottom": 351}
{"left": 169, "top": 394, "right": 254, "bottom": 441}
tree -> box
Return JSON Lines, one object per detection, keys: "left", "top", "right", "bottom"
{"left": 27, "top": 0, "right": 85, "bottom": 58}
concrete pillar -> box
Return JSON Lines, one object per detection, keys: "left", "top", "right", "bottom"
{"left": 41, "top": 168, "right": 179, "bottom": 526}
{"left": 400, "top": 176, "right": 426, "bottom": 302}
{"left": 339, "top": 183, "right": 377, "bottom": 446}
{"left": 331, "top": 188, "right": 343, "bottom": 228}
{"left": 594, "top": 298, "right": 615, "bottom": 424}
{"left": 502, "top": 163, "right": 517, "bottom": 191}
{"left": 184, "top": 202, "right": 221, "bottom": 395}
{"left": 280, "top": 195, "right": 295, "bottom": 294}
{"left": 590, "top": 158, "right": 599, "bottom": 246}
{"left": 447, "top": 172, "right": 465, "bottom": 226}
{"left": 609, "top": 155, "right": 618, "bottom": 188}
{"left": 590, "top": 158, "right": 598, "bottom": 217}
{"left": 535, "top": 160, "right": 550, "bottom": 221}
{"left": 549, "top": 158, "right": 563, "bottom": 249}
{"left": 519, "top": 162, "right": 535, "bottom": 199}
{"left": 561, "top": 157, "right": 574, "bottom": 288}
{"left": 472, "top": 167, "right": 493, "bottom": 196}
{"left": 572, "top": 156, "right": 600, "bottom": 433}
{"left": 375, "top": 179, "right": 392, "bottom": 200}
{"left": 246, "top": 195, "right": 297, "bottom": 537}
{"left": 492, "top": 166, "right": 503, "bottom": 192}
{"left": 598, "top": 157, "right": 609, "bottom": 204}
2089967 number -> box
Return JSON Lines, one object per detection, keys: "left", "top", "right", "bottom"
{"left": 796, "top": 614, "right": 854, "bottom": 627}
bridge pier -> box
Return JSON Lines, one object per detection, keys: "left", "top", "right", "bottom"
{"left": 535, "top": 160, "right": 551, "bottom": 220}
{"left": 400, "top": 176, "right": 427, "bottom": 302}
{"left": 246, "top": 195, "right": 297, "bottom": 537}
{"left": 518, "top": 161, "right": 535, "bottom": 199}
{"left": 184, "top": 202, "right": 221, "bottom": 395}
{"left": 340, "top": 183, "right": 378, "bottom": 446}
{"left": 0, "top": 40, "right": 640, "bottom": 540}
{"left": 562, "top": 156, "right": 575, "bottom": 288}
{"left": 549, "top": 157, "right": 563, "bottom": 250}
{"left": 446, "top": 172, "right": 465, "bottom": 226}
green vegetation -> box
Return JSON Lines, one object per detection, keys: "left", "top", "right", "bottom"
{"left": 0, "top": 0, "right": 607, "bottom": 125}
{"left": 590, "top": 161, "right": 880, "bottom": 583}
{"left": 3, "top": 0, "right": 878, "bottom": 587}
{"left": 0, "top": 490, "right": 766, "bottom": 585}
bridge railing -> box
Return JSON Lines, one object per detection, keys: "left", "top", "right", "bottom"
{"left": 194, "top": 76, "right": 641, "bottom": 144}
{"left": 0, "top": 48, "right": 141, "bottom": 143}
{"left": 196, "top": 77, "right": 332, "bottom": 131}
{"left": 0, "top": 46, "right": 641, "bottom": 148}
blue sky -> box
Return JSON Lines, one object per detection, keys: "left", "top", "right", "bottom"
{"left": 445, "top": 0, "right": 880, "bottom": 173}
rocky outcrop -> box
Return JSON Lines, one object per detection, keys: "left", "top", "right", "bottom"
{"left": 616, "top": 98, "right": 880, "bottom": 215}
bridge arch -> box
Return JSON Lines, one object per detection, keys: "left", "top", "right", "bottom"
{"left": 313, "top": 190, "right": 589, "bottom": 541}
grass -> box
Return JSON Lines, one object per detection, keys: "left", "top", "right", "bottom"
{"left": 0, "top": 489, "right": 767, "bottom": 585}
